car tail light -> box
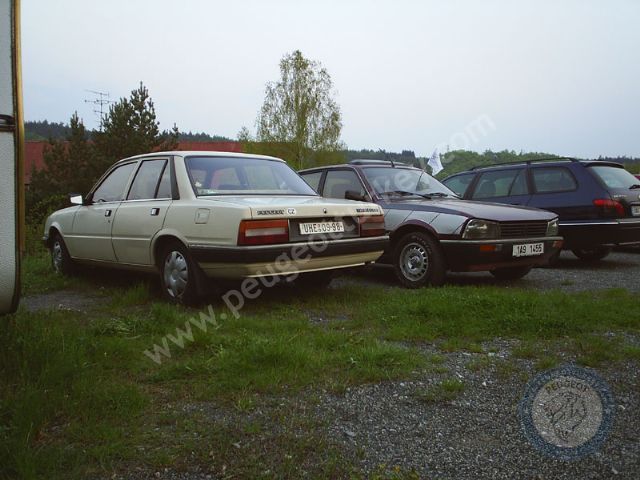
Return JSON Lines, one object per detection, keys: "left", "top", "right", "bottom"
{"left": 359, "top": 215, "right": 386, "bottom": 237}
{"left": 238, "top": 219, "right": 289, "bottom": 245}
{"left": 593, "top": 199, "right": 625, "bottom": 217}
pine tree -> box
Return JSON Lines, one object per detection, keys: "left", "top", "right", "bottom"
{"left": 91, "top": 82, "right": 178, "bottom": 179}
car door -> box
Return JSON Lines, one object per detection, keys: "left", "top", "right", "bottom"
{"left": 469, "top": 168, "right": 532, "bottom": 205}
{"left": 68, "top": 161, "right": 137, "bottom": 261}
{"left": 111, "top": 158, "right": 173, "bottom": 265}
{"left": 321, "top": 169, "right": 368, "bottom": 200}
{"left": 526, "top": 166, "right": 584, "bottom": 220}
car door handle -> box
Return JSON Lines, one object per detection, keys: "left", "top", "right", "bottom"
{"left": 150, "top": 208, "right": 160, "bottom": 216}
{"left": 104, "top": 209, "right": 112, "bottom": 217}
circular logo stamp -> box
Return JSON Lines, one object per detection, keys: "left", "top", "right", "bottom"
{"left": 518, "top": 364, "right": 615, "bottom": 461}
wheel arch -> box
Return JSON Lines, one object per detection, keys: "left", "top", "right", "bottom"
{"left": 390, "top": 220, "right": 440, "bottom": 249}
{"left": 151, "top": 230, "right": 190, "bottom": 267}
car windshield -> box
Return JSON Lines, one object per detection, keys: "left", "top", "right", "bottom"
{"left": 362, "top": 167, "right": 456, "bottom": 197}
{"left": 185, "top": 156, "right": 317, "bottom": 196}
{"left": 589, "top": 165, "right": 640, "bottom": 190}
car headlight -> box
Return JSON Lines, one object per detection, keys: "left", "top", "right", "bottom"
{"left": 547, "top": 218, "right": 559, "bottom": 236}
{"left": 462, "top": 219, "right": 500, "bottom": 239}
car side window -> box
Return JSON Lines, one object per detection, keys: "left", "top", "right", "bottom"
{"left": 156, "top": 163, "right": 172, "bottom": 199}
{"left": 92, "top": 162, "right": 137, "bottom": 203}
{"left": 323, "top": 170, "right": 366, "bottom": 199}
{"left": 443, "top": 173, "right": 474, "bottom": 196}
{"left": 128, "top": 159, "right": 168, "bottom": 200}
{"left": 300, "top": 171, "right": 323, "bottom": 192}
{"left": 509, "top": 169, "right": 529, "bottom": 195}
{"left": 532, "top": 167, "right": 577, "bottom": 193}
{"left": 472, "top": 169, "right": 520, "bottom": 199}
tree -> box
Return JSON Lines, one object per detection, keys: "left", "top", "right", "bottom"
{"left": 27, "top": 112, "right": 93, "bottom": 223}
{"left": 92, "top": 82, "right": 178, "bottom": 179}
{"left": 255, "top": 50, "right": 342, "bottom": 169}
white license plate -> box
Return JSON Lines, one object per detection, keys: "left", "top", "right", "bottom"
{"left": 632, "top": 205, "right": 640, "bottom": 216}
{"left": 512, "top": 243, "right": 544, "bottom": 257}
{"left": 299, "top": 221, "right": 345, "bottom": 235}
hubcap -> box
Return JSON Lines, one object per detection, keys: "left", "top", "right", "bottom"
{"left": 164, "top": 251, "right": 188, "bottom": 299}
{"left": 52, "top": 241, "right": 63, "bottom": 272}
{"left": 400, "top": 242, "right": 429, "bottom": 281}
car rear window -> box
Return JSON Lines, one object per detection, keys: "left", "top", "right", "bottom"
{"left": 185, "top": 156, "right": 317, "bottom": 196}
{"left": 532, "top": 167, "right": 577, "bottom": 193}
{"left": 589, "top": 166, "right": 640, "bottom": 190}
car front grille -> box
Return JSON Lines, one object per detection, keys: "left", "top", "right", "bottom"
{"left": 499, "top": 221, "right": 548, "bottom": 239}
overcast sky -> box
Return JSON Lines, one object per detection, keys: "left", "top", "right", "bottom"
{"left": 22, "top": 0, "right": 640, "bottom": 158}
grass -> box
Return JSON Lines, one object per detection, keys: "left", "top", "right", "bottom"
{"left": 415, "top": 378, "right": 465, "bottom": 403}
{"left": 2, "top": 247, "right": 640, "bottom": 478}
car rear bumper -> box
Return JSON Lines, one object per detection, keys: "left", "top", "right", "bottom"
{"left": 559, "top": 219, "right": 640, "bottom": 248}
{"left": 440, "top": 236, "right": 563, "bottom": 272}
{"left": 189, "top": 236, "right": 388, "bottom": 278}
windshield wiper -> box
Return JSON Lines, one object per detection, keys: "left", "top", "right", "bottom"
{"left": 380, "top": 190, "right": 423, "bottom": 198}
{"left": 629, "top": 184, "right": 640, "bottom": 190}
{"left": 380, "top": 190, "right": 450, "bottom": 199}
{"left": 422, "top": 192, "right": 449, "bottom": 198}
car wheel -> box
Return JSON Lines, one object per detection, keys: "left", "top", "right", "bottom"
{"left": 393, "top": 232, "right": 446, "bottom": 288}
{"left": 51, "top": 233, "right": 75, "bottom": 275}
{"left": 490, "top": 265, "right": 532, "bottom": 280}
{"left": 160, "top": 242, "right": 200, "bottom": 305}
{"left": 571, "top": 246, "right": 611, "bottom": 262}
{"left": 296, "top": 270, "right": 334, "bottom": 288}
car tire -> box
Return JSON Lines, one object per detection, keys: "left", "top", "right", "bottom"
{"left": 490, "top": 265, "right": 532, "bottom": 280}
{"left": 159, "top": 241, "right": 200, "bottom": 305}
{"left": 571, "top": 246, "right": 611, "bottom": 262}
{"left": 296, "top": 270, "right": 334, "bottom": 288}
{"left": 50, "top": 232, "right": 76, "bottom": 275}
{"left": 393, "top": 231, "right": 446, "bottom": 288}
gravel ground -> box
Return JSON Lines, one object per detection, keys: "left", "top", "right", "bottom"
{"left": 336, "top": 250, "right": 640, "bottom": 292}
{"left": 316, "top": 344, "right": 640, "bottom": 479}
{"left": 121, "top": 340, "right": 639, "bottom": 480}
{"left": 22, "top": 289, "right": 107, "bottom": 312}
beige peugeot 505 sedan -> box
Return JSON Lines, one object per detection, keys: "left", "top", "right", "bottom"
{"left": 43, "top": 151, "right": 388, "bottom": 304}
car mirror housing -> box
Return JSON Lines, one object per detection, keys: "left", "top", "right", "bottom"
{"left": 345, "top": 190, "right": 368, "bottom": 202}
{"left": 69, "top": 194, "right": 83, "bottom": 205}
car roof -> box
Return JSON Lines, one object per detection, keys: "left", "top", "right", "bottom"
{"left": 116, "top": 151, "right": 286, "bottom": 164}
{"left": 454, "top": 158, "right": 624, "bottom": 175}
{"left": 300, "top": 163, "right": 421, "bottom": 173}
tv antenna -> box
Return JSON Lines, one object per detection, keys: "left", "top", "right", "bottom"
{"left": 84, "top": 89, "right": 113, "bottom": 131}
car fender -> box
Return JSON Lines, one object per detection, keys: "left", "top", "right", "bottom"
{"left": 149, "top": 228, "right": 192, "bottom": 265}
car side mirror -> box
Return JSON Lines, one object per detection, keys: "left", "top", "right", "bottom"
{"left": 69, "top": 194, "right": 84, "bottom": 205}
{"left": 345, "top": 190, "right": 368, "bottom": 202}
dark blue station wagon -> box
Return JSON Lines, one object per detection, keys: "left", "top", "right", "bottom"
{"left": 443, "top": 159, "right": 640, "bottom": 261}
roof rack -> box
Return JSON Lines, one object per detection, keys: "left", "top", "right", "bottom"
{"left": 349, "top": 159, "right": 410, "bottom": 167}
{"left": 469, "top": 157, "right": 578, "bottom": 171}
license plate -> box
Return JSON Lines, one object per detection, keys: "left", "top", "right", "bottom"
{"left": 512, "top": 243, "right": 544, "bottom": 257}
{"left": 632, "top": 206, "right": 640, "bottom": 216}
{"left": 299, "top": 221, "right": 345, "bottom": 235}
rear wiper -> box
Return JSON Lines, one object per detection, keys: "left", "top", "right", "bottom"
{"left": 630, "top": 184, "right": 640, "bottom": 190}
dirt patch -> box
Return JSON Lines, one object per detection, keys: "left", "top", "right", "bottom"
{"left": 22, "top": 290, "right": 107, "bottom": 313}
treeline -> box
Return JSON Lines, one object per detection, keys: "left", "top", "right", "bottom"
{"left": 25, "top": 121, "right": 231, "bottom": 143}
{"left": 437, "top": 150, "right": 640, "bottom": 178}
{"left": 25, "top": 120, "right": 74, "bottom": 141}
